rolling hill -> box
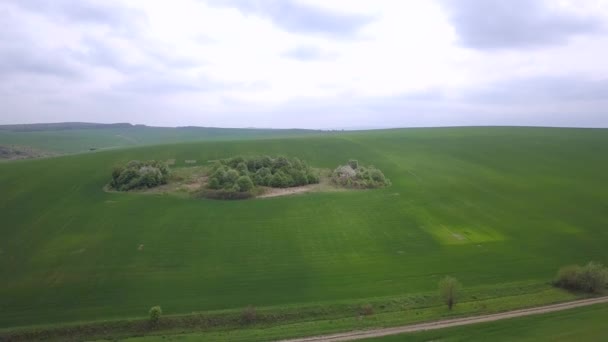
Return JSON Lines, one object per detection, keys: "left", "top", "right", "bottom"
{"left": 1, "top": 127, "right": 607, "bottom": 339}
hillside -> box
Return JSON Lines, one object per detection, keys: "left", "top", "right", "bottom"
{"left": 1, "top": 127, "right": 607, "bottom": 336}
{"left": 0, "top": 123, "right": 322, "bottom": 154}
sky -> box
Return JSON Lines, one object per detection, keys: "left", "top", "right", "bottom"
{"left": 1, "top": 0, "right": 608, "bottom": 129}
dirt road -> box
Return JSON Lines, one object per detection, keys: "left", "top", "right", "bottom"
{"left": 279, "top": 296, "right": 608, "bottom": 342}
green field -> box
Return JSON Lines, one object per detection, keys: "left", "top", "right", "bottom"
{"left": 1, "top": 127, "right": 608, "bottom": 337}
{"left": 0, "top": 124, "right": 320, "bottom": 154}
{"left": 361, "top": 302, "right": 608, "bottom": 341}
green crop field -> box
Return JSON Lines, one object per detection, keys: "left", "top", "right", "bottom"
{"left": 361, "top": 303, "right": 608, "bottom": 342}
{"left": 0, "top": 124, "right": 320, "bottom": 154}
{"left": 1, "top": 127, "right": 608, "bottom": 339}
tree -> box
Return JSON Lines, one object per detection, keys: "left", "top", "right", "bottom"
{"left": 236, "top": 162, "right": 249, "bottom": 175}
{"left": 149, "top": 306, "right": 162, "bottom": 325}
{"left": 225, "top": 169, "right": 239, "bottom": 183}
{"left": 439, "top": 276, "right": 461, "bottom": 310}
{"left": 236, "top": 175, "right": 254, "bottom": 192}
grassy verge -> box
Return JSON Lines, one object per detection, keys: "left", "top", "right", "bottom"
{"left": 360, "top": 302, "right": 608, "bottom": 341}
{"left": 0, "top": 282, "right": 584, "bottom": 341}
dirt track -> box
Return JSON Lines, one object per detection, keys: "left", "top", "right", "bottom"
{"left": 279, "top": 296, "right": 608, "bottom": 342}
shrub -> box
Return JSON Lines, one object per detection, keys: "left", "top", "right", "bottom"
{"left": 225, "top": 169, "right": 240, "bottom": 184}
{"left": 331, "top": 161, "right": 390, "bottom": 189}
{"left": 579, "top": 262, "right": 608, "bottom": 293}
{"left": 236, "top": 176, "right": 254, "bottom": 192}
{"left": 110, "top": 160, "right": 170, "bottom": 191}
{"left": 208, "top": 177, "right": 221, "bottom": 189}
{"left": 554, "top": 265, "right": 582, "bottom": 290}
{"left": 241, "top": 305, "right": 257, "bottom": 324}
{"left": 205, "top": 155, "right": 319, "bottom": 196}
{"left": 553, "top": 262, "right": 608, "bottom": 293}
{"left": 360, "top": 304, "right": 374, "bottom": 316}
{"left": 348, "top": 159, "right": 359, "bottom": 169}
{"left": 149, "top": 306, "right": 162, "bottom": 324}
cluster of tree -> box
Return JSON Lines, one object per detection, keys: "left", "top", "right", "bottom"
{"left": 110, "top": 160, "right": 170, "bottom": 191}
{"left": 554, "top": 261, "right": 608, "bottom": 293}
{"left": 207, "top": 156, "right": 319, "bottom": 193}
{"left": 331, "top": 160, "right": 390, "bottom": 188}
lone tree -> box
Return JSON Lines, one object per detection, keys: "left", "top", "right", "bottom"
{"left": 149, "top": 306, "right": 162, "bottom": 325}
{"left": 439, "top": 276, "right": 461, "bottom": 310}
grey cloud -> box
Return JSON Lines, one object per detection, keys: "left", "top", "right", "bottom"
{"left": 0, "top": 46, "right": 81, "bottom": 79}
{"left": 466, "top": 76, "right": 608, "bottom": 104}
{"left": 0, "top": 12, "right": 81, "bottom": 79}
{"left": 439, "top": 0, "right": 604, "bottom": 49}
{"left": 207, "top": 0, "right": 373, "bottom": 37}
{"left": 7, "top": 0, "right": 146, "bottom": 28}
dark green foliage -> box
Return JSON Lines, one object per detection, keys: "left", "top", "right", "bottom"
{"left": 331, "top": 161, "right": 390, "bottom": 189}
{"left": 149, "top": 306, "right": 162, "bottom": 324}
{"left": 206, "top": 155, "right": 319, "bottom": 193}
{"left": 236, "top": 176, "right": 254, "bottom": 192}
{"left": 110, "top": 160, "right": 169, "bottom": 191}
{"left": 554, "top": 262, "right": 608, "bottom": 293}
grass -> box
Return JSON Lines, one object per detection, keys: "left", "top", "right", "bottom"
{"left": 360, "top": 302, "right": 608, "bottom": 342}
{"left": 0, "top": 283, "right": 582, "bottom": 341}
{"left": 1, "top": 127, "right": 608, "bottom": 339}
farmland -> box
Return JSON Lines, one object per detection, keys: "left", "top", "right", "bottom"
{"left": 0, "top": 123, "right": 320, "bottom": 154}
{"left": 1, "top": 127, "right": 608, "bottom": 339}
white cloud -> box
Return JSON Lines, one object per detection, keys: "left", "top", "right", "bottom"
{"left": 0, "top": 0, "right": 607, "bottom": 128}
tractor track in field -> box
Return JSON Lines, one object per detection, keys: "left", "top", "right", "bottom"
{"left": 279, "top": 296, "right": 608, "bottom": 342}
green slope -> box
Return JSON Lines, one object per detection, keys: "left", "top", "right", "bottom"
{"left": 362, "top": 302, "right": 608, "bottom": 341}
{"left": 0, "top": 125, "right": 321, "bottom": 154}
{"left": 1, "top": 127, "right": 608, "bottom": 329}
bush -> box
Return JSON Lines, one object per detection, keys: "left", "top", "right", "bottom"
{"left": 149, "top": 306, "right": 162, "bottom": 324}
{"left": 360, "top": 304, "right": 374, "bottom": 316}
{"left": 554, "top": 262, "right": 608, "bottom": 293}
{"left": 236, "top": 176, "right": 254, "bottom": 192}
{"left": 206, "top": 156, "right": 319, "bottom": 195}
{"left": 110, "top": 160, "right": 170, "bottom": 191}
{"left": 241, "top": 305, "right": 257, "bottom": 324}
{"left": 331, "top": 161, "right": 390, "bottom": 189}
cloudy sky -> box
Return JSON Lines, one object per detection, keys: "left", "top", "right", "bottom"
{"left": 1, "top": 0, "right": 608, "bottom": 128}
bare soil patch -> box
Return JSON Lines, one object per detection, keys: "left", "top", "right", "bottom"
{"left": 257, "top": 184, "right": 319, "bottom": 198}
